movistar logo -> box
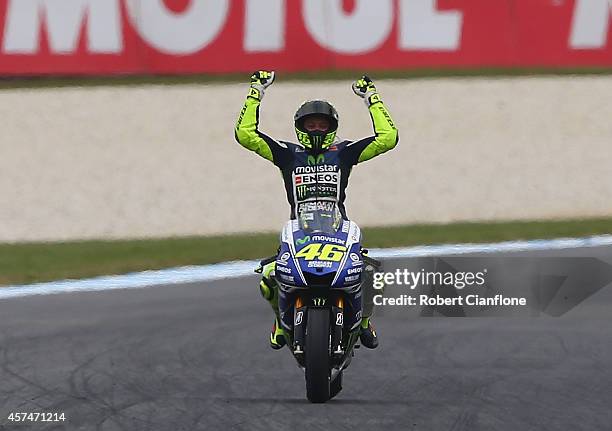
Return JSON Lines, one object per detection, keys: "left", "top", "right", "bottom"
{"left": 307, "top": 154, "right": 325, "bottom": 166}
{"left": 296, "top": 236, "right": 311, "bottom": 245}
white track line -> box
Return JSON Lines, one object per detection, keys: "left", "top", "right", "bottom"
{"left": 2, "top": 235, "right": 612, "bottom": 300}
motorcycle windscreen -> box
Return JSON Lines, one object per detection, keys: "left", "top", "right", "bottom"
{"left": 298, "top": 201, "right": 342, "bottom": 234}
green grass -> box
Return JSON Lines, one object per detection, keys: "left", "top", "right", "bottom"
{"left": 2, "top": 217, "right": 612, "bottom": 286}
{"left": 1, "top": 67, "right": 612, "bottom": 90}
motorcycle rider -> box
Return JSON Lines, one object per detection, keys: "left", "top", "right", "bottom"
{"left": 235, "top": 71, "right": 398, "bottom": 350}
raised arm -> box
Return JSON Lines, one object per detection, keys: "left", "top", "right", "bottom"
{"left": 351, "top": 76, "right": 399, "bottom": 163}
{"left": 234, "top": 71, "right": 278, "bottom": 163}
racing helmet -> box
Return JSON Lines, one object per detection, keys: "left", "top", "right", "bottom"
{"left": 294, "top": 100, "right": 339, "bottom": 153}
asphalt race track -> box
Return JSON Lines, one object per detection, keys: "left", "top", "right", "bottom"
{"left": 1, "top": 246, "right": 612, "bottom": 430}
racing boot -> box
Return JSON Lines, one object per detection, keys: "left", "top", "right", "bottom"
{"left": 270, "top": 317, "right": 287, "bottom": 350}
{"left": 359, "top": 317, "right": 379, "bottom": 349}
{"left": 259, "top": 260, "right": 287, "bottom": 350}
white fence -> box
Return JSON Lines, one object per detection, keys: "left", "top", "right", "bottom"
{"left": 1, "top": 76, "right": 611, "bottom": 242}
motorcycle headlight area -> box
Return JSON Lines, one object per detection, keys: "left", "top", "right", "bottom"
{"left": 276, "top": 280, "right": 307, "bottom": 293}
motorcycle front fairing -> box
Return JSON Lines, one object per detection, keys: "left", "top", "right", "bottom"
{"left": 276, "top": 217, "right": 364, "bottom": 335}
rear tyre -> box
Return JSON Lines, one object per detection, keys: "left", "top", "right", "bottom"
{"left": 305, "top": 308, "right": 331, "bottom": 403}
{"left": 329, "top": 370, "right": 343, "bottom": 399}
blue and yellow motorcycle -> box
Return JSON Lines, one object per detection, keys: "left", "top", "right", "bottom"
{"left": 258, "top": 203, "right": 380, "bottom": 403}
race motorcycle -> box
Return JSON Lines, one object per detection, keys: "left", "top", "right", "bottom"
{"left": 256, "top": 203, "right": 380, "bottom": 403}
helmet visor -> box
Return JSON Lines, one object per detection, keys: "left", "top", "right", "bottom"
{"left": 302, "top": 115, "right": 331, "bottom": 133}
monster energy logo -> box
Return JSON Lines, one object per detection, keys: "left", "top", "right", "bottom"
{"left": 313, "top": 298, "right": 326, "bottom": 306}
{"left": 296, "top": 185, "right": 308, "bottom": 199}
{"left": 307, "top": 154, "right": 325, "bottom": 166}
{"left": 296, "top": 236, "right": 311, "bottom": 245}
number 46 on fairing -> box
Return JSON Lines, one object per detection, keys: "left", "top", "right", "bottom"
{"left": 295, "top": 244, "right": 347, "bottom": 261}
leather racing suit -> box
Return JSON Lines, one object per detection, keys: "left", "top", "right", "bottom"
{"left": 235, "top": 76, "right": 398, "bottom": 348}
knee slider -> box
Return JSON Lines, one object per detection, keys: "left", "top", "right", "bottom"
{"left": 259, "top": 280, "right": 275, "bottom": 301}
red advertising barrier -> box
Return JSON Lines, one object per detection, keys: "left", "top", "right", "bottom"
{"left": 0, "top": 0, "right": 610, "bottom": 75}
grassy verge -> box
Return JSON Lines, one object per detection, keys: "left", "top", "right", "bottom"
{"left": 2, "top": 217, "right": 612, "bottom": 286}
{"left": 1, "top": 67, "right": 612, "bottom": 90}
